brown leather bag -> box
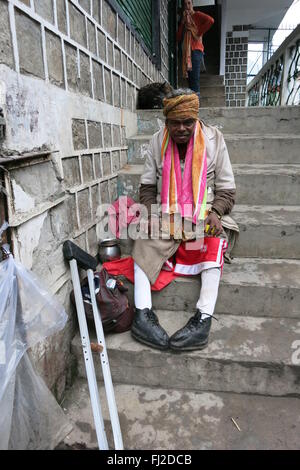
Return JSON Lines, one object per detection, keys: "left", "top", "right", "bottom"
{"left": 71, "top": 268, "right": 134, "bottom": 333}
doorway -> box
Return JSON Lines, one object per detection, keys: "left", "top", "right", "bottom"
{"left": 171, "top": 1, "right": 221, "bottom": 88}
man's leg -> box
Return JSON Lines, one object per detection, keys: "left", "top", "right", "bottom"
{"left": 134, "top": 262, "right": 152, "bottom": 310}
{"left": 131, "top": 236, "right": 179, "bottom": 350}
{"left": 131, "top": 262, "right": 169, "bottom": 350}
{"left": 196, "top": 268, "right": 221, "bottom": 319}
{"left": 169, "top": 267, "right": 221, "bottom": 351}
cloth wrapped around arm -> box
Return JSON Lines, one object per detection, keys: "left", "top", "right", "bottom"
{"left": 211, "top": 128, "right": 236, "bottom": 217}
{"left": 212, "top": 189, "right": 236, "bottom": 216}
{"left": 139, "top": 184, "right": 157, "bottom": 217}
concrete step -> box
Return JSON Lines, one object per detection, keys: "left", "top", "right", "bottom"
{"left": 200, "top": 74, "right": 225, "bottom": 86}
{"left": 200, "top": 85, "right": 226, "bottom": 98}
{"left": 232, "top": 205, "right": 300, "bottom": 259}
{"left": 115, "top": 257, "right": 300, "bottom": 319}
{"left": 200, "top": 96, "right": 226, "bottom": 108}
{"left": 127, "top": 135, "right": 152, "bottom": 164}
{"left": 117, "top": 164, "right": 142, "bottom": 200}
{"left": 61, "top": 379, "right": 300, "bottom": 450}
{"left": 127, "top": 134, "right": 300, "bottom": 165}
{"left": 226, "top": 134, "right": 300, "bottom": 165}
{"left": 179, "top": 71, "right": 222, "bottom": 87}
{"left": 72, "top": 311, "right": 300, "bottom": 397}
{"left": 117, "top": 164, "right": 300, "bottom": 206}
{"left": 234, "top": 164, "right": 300, "bottom": 205}
{"left": 136, "top": 106, "right": 300, "bottom": 136}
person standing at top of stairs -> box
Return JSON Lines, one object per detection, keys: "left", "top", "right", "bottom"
{"left": 131, "top": 88, "right": 239, "bottom": 352}
{"left": 177, "top": 0, "right": 214, "bottom": 100}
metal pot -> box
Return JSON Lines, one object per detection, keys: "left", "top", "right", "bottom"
{"left": 98, "top": 238, "right": 121, "bottom": 263}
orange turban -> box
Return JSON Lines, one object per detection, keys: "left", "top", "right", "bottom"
{"left": 163, "top": 94, "right": 199, "bottom": 120}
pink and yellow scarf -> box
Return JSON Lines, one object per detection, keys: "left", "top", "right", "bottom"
{"left": 161, "top": 120, "right": 207, "bottom": 227}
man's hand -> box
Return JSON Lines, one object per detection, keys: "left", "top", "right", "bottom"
{"left": 204, "top": 212, "right": 223, "bottom": 237}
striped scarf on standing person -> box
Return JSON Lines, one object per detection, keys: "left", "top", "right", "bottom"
{"left": 182, "top": 12, "right": 200, "bottom": 78}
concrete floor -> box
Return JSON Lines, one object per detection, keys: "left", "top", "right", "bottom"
{"left": 60, "top": 379, "right": 300, "bottom": 450}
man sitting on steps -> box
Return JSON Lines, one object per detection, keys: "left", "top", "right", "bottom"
{"left": 131, "top": 88, "right": 239, "bottom": 352}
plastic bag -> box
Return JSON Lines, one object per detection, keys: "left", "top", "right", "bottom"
{"left": 8, "top": 352, "right": 72, "bottom": 450}
{"left": 0, "top": 254, "right": 71, "bottom": 449}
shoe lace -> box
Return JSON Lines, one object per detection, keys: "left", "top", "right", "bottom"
{"left": 188, "top": 312, "right": 218, "bottom": 328}
{"left": 147, "top": 309, "right": 159, "bottom": 325}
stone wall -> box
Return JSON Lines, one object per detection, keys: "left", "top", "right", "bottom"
{"left": 1, "top": 0, "right": 168, "bottom": 109}
{"left": 0, "top": 0, "right": 169, "bottom": 400}
{"left": 225, "top": 25, "right": 249, "bottom": 107}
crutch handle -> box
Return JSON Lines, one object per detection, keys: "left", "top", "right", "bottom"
{"left": 63, "top": 240, "right": 97, "bottom": 271}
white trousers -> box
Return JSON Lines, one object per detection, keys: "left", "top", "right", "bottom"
{"left": 134, "top": 262, "right": 221, "bottom": 319}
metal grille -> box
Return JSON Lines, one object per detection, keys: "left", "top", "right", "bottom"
{"left": 115, "top": 0, "right": 152, "bottom": 51}
{"left": 248, "top": 82, "right": 260, "bottom": 106}
{"left": 286, "top": 40, "right": 300, "bottom": 105}
{"left": 260, "top": 56, "right": 284, "bottom": 106}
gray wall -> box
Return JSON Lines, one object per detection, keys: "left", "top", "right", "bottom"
{"left": 0, "top": 0, "right": 169, "bottom": 399}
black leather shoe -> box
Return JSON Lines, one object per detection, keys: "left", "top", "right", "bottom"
{"left": 169, "top": 310, "right": 213, "bottom": 351}
{"left": 131, "top": 308, "right": 169, "bottom": 350}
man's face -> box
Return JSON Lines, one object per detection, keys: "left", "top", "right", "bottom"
{"left": 166, "top": 118, "right": 196, "bottom": 144}
{"left": 184, "top": 0, "right": 193, "bottom": 12}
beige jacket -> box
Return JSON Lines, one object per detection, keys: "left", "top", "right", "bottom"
{"left": 132, "top": 121, "right": 239, "bottom": 284}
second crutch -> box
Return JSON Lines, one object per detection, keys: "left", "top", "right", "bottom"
{"left": 63, "top": 240, "right": 123, "bottom": 450}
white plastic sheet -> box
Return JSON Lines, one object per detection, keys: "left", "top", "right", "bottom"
{"left": 0, "top": 254, "right": 71, "bottom": 449}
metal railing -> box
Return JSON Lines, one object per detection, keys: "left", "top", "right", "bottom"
{"left": 247, "top": 24, "right": 300, "bottom": 106}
